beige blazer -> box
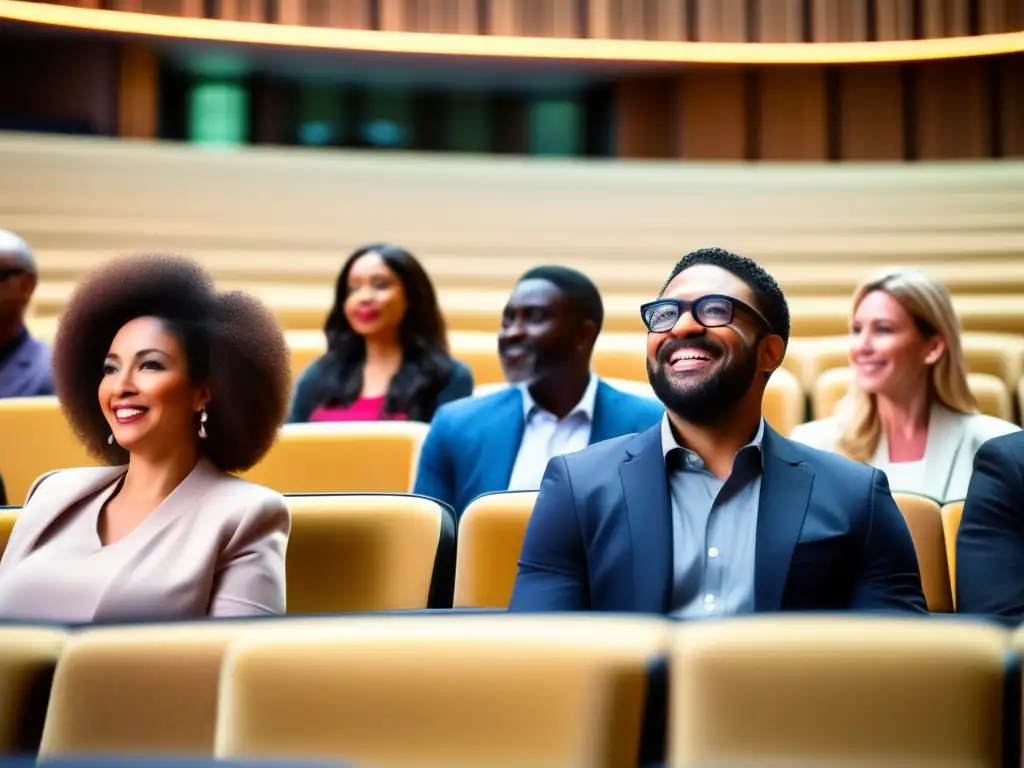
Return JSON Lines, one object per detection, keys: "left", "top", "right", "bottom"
{"left": 0, "top": 457, "right": 289, "bottom": 623}
{"left": 790, "top": 403, "right": 1020, "bottom": 503}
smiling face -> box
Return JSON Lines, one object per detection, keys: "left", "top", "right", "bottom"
{"left": 342, "top": 251, "right": 408, "bottom": 339}
{"left": 497, "top": 278, "right": 581, "bottom": 385}
{"left": 646, "top": 264, "right": 776, "bottom": 423}
{"left": 98, "top": 316, "right": 210, "bottom": 456}
{"left": 849, "top": 289, "right": 945, "bottom": 400}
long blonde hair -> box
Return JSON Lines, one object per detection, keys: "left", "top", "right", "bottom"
{"left": 837, "top": 267, "right": 977, "bottom": 462}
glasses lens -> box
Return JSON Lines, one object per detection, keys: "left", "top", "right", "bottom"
{"left": 645, "top": 302, "right": 680, "bottom": 332}
{"left": 695, "top": 297, "right": 734, "bottom": 327}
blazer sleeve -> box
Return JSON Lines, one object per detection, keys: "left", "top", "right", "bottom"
{"left": 210, "top": 493, "right": 291, "bottom": 617}
{"left": 412, "top": 412, "right": 457, "bottom": 508}
{"left": 849, "top": 469, "right": 929, "bottom": 614}
{"left": 508, "top": 455, "right": 589, "bottom": 611}
{"left": 956, "top": 437, "right": 1024, "bottom": 619}
{"left": 434, "top": 361, "right": 474, "bottom": 412}
{"left": 285, "top": 358, "right": 323, "bottom": 424}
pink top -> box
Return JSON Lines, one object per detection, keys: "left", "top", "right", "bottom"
{"left": 309, "top": 395, "right": 408, "bottom": 422}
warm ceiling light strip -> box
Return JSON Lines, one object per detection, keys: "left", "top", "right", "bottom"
{"left": 3, "top": 0, "right": 1023, "bottom": 64}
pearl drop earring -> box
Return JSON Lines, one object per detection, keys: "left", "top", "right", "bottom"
{"left": 107, "top": 434, "right": 114, "bottom": 445}
{"left": 198, "top": 409, "right": 208, "bottom": 439}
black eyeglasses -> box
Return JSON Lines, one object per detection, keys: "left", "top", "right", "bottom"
{"left": 640, "top": 294, "right": 774, "bottom": 335}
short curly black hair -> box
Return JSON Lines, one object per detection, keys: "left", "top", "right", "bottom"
{"left": 52, "top": 254, "right": 291, "bottom": 472}
{"left": 660, "top": 246, "right": 791, "bottom": 344}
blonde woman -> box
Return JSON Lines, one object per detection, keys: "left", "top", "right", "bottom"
{"left": 790, "top": 267, "right": 1018, "bottom": 503}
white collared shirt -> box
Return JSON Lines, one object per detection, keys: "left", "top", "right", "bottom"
{"left": 506, "top": 374, "right": 598, "bottom": 491}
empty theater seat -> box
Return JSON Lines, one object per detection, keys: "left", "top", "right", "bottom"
{"left": 241, "top": 421, "right": 429, "bottom": 494}
{"left": 285, "top": 494, "right": 454, "bottom": 613}
{"left": 892, "top": 493, "right": 952, "bottom": 613}
{"left": 812, "top": 368, "right": 1013, "bottom": 421}
{"left": 0, "top": 627, "right": 67, "bottom": 754}
{"left": 454, "top": 491, "right": 537, "bottom": 609}
{"left": 215, "top": 615, "right": 669, "bottom": 768}
{"left": 669, "top": 616, "right": 1007, "bottom": 767}
{"left": 0, "top": 397, "right": 97, "bottom": 506}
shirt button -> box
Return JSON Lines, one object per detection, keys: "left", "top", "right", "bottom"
{"left": 704, "top": 595, "right": 716, "bottom": 613}
{"left": 708, "top": 546, "right": 719, "bottom": 558}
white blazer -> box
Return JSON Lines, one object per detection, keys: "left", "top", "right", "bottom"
{"left": 789, "top": 403, "right": 1020, "bottom": 503}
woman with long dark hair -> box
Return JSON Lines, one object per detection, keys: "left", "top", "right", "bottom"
{"left": 288, "top": 243, "right": 473, "bottom": 423}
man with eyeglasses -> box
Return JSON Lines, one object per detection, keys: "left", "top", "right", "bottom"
{"left": 509, "top": 247, "right": 926, "bottom": 616}
{"left": 0, "top": 230, "right": 52, "bottom": 399}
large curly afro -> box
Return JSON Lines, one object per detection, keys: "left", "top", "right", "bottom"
{"left": 52, "top": 254, "right": 291, "bottom": 472}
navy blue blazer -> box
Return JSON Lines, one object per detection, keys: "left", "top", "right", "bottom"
{"left": 413, "top": 380, "right": 664, "bottom": 517}
{"left": 509, "top": 421, "right": 928, "bottom": 614}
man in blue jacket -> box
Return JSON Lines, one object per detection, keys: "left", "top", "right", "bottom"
{"left": 509, "top": 248, "right": 927, "bottom": 616}
{"left": 413, "top": 266, "right": 663, "bottom": 517}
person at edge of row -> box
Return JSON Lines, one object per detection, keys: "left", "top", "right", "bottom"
{"left": 287, "top": 243, "right": 474, "bottom": 424}
{"left": 957, "top": 429, "right": 1024, "bottom": 621}
{"left": 509, "top": 247, "right": 927, "bottom": 616}
{"left": 0, "top": 229, "right": 52, "bottom": 399}
{"left": 791, "top": 266, "right": 1018, "bottom": 503}
{"left": 414, "top": 265, "right": 664, "bottom": 517}
{"left": 0, "top": 254, "right": 292, "bottom": 623}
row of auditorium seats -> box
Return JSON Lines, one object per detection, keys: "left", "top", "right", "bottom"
{"left": 0, "top": 489, "right": 966, "bottom": 614}
{"left": 25, "top": 288, "right": 1024, "bottom": 337}
{"left": 0, "top": 613, "right": 1018, "bottom": 766}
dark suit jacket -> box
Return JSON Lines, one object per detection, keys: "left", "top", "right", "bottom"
{"left": 0, "top": 334, "right": 53, "bottom": 399}
{"left": 509, "top": 421, "right": 928, "bottom": 614}
{"left": 413, "top": 380, "right": 664, "bottom": 517}
{"left": 286, "top": 355, "right": 474, "bottom": 423}
{"left": 956, "top": 431, "right": 1024, "bottom": 620}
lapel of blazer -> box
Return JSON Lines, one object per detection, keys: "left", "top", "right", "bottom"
{"left": 3, "top": 465, "right": 127, "bottom": 569}
{"left": 871, "top": 402, "right": 966, "bottom": 501}
{"left": 480, "top": 389, "right": 527, "bottom": 494}
{"left": 619, "top": 422, "right": 673, "bottom": 613}
{"left": 754, "top": 426, "right": 814, "bottom": 612}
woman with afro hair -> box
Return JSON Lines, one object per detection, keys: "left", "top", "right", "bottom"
{"left": 0, "top": 254, "right": 293, "bottom": 622}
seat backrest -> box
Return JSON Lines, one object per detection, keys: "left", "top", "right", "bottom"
{"left": 0, "top": 507, "right": 18, "bottom": 558}
{"left": 216, "top": 615, "right": 670, "bottom": 768}
{"left": 941, "top": 500, "right": 965, "bottom": 609}
{"left": 892, "top": 493, "right": 952, "bottom": 612}
{"left": 669, "top": 616, "right": 1007, "bottom": 767}
{"left": 241, "top": 421, "right": 429, "bottom": 494}
{"left": 454, "top": 491, "right": 537, "bottom": 609}
{"left": 285, "top": 493, "right": 453, "bottom": 613}
{"left": 0, "top": 397, "right": 97, "bottom": 506}
{"left": 0, "top": 627, "right": 67, "bottom": 753}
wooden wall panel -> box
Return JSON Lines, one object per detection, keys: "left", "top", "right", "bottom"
{"left": 676, "top": 69, "right": 748, "bottom": 159}
{"left": 979, "top": 0, "right": 1024, "bottom": 32}
{"left": 915, "top": 60, "right": 992, "bottom": 159}
{"left": 213, "top": 0, "right": 266, "bottom": 22}
{"left": 920, "top": 0, "right": 971, "bottom": 37}
{"left": 117, "top": 43, "right": 157, "bottom": 140}
{"left": 380, "top": 0, "right": 479, "bottom": 33}
{"left": 757, "top": 67, "right": 828, "bottom": 160}
{"left": 836, "top": 65, "right": 904, "bottom": 159}
{"left": 874, "top": 0, "right": 915, "bottom": 39}
{"left": 757, "top": 0, "right": 805, "bottom": 41}
{"left": 588, "top": 0, "right": 689, "bottom": 40}
{"left": 299, "top": 0, "right": 372, "bottom": 28}
{"left": 614, "top": 77, "right": 675, "bottom": 158}
{"left": 694, "top": 0, "right": 748, "bottom": 41}
{"left": 811, "top": 0, "right": 868, "bottom": 41}
{"left": 486, "top": 0, "right": 580, "bottom": 36}
{"left": 1001, "top": 54, "right": 1024, "bottom": 157}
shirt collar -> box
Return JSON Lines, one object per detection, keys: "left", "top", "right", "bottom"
{"left": 520, "top": 373, "right": 599, "bottom": 422}
{"left": 660, "top": 413, "right": 766, "bottom": 470}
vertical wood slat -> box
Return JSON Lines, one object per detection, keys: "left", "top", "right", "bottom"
{"left": 757, "top": 0, "right": 805, "bottom": 41}
{"left": 485, "top": 0, "right": 579, "bottom": 36}
{"left": 920, "top": 0, "right": 971, "bottom": 37}
{"left": 874, "top": 0, "right": 914, "bottom": 39}
{"left": 488, "top": 0, "right": 518, "bottom": 34}
{"left": 837, "top": 65, "right": 904, "bottom": 159}
{"left": 117, "top": 43, "right": 157, "bottom": 140}
{"left": 915, "top": 60, "right": 991, "bottom": 159}
{"left": 588, "top": 0, "right": 689, "bottom": 40}
{"left": 215, "top": 0, "right": 265, "bottom": 21}
{"left": 811, "top": 0, "right": 868, "bottom": 41}
{"left": 614, "top": 77, "right": 676, "bottom": 158}
{"left": 676, "top": 69, "right": 748, "bottom": 159}
{"left": 695, "top": 0, "right": 748, "bottom": 41}
{"left": 330, "top": 0, "right": 371, "bottom": 28}
{"left": 758, "top": 67, "right": 829, "bottom": 160}
{"left": 1001, "top": 55, "right": 1024, "bottom": 157}
{"left": 979, "top": 0, "right": 1024, "bottom": 33}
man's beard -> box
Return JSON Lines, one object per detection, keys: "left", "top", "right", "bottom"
{"left": 647, "top": 339, "right": 758, "bottom": 425}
